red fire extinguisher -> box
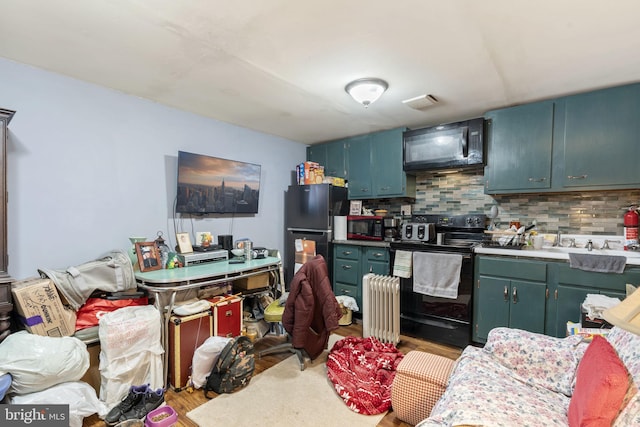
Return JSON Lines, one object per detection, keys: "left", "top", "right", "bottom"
{"left": 624, "top": 205, "right": 639, "bottom": 250}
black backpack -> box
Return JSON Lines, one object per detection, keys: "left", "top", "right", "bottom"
{"left": 204, "top": 336, "right": 255, "bottom": 397}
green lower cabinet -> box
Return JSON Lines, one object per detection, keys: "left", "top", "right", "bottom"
{"left": 545, "top": 263, "right": 639, "bottom": 337}
{"left": 473, "top": 258, "right": 547, "bottom": 343}
{"left": 333, "top": 244, "right": 389, "bottom": 314}
{"left": 475, "top": 255, "right": 640, "bottom": 342}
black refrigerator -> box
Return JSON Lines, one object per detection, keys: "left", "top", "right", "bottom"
{"left": 284, "top": 184, "right": 348, "bottom": 286}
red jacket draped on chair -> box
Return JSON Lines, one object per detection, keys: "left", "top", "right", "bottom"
{"left": 282, "top": 255, "right": 343, "bottom": 359}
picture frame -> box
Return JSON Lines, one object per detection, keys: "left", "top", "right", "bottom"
{"left": 349, "top": 200, "right": 362, "bottom": 216}
{"left": 135, "top": 242, "right": 162, "bottom": 272}
{"left": 176, "top": 232, "right": 194, "bottom": 253}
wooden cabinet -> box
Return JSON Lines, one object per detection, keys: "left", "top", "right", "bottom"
{"left": 473, "top": 256, "right": 547, "bottom": 342}
{"left": 307, "top": 139, "right": 348, "bottom": 179}
{"left": 0, "top": 109, "right": 13, "bottom": 280}
{"left": 308, "top": 128, "right": 414, "bottom": 200}
{"left": 347, "top": 128, "right": 415, "bottom": 200}
{"left": 474, "top": 254, "right": 640, "bottom": 342}
{"left": 333, "top": 243, "right": 389, "bottom": 312}
{"left": 484, "top": 82, "right": 640, "bottom": 194}
{"left": 345, "top": 134, "right": 372, "bottom": 198}
{"left": 545, "top": 263, "right": 639, "bottom": 337}
{"left": 484, "top": 101, "right": 554, "bottom": 193}
{"left": 559, "top": 83, "right": 640, "bottom": 189}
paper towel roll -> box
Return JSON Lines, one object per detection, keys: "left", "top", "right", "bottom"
{"left": 334, "top": 216, "right": 347, "bottom": 240}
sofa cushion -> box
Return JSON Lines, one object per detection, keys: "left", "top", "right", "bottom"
{"left": 568, "top": 335, "right": 629, "bottom": 427}
{"left": 484, "top": 327, "right": 586, "bottom": 396}
{"left": 605, "top": 327, "right": 640, "bottom": 427}
{"left": 418, "top": 346, "right": 571, "bottom": 427}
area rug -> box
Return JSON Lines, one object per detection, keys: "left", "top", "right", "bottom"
{"left": 187, "top": 334, "right": 387, "bottom": 426}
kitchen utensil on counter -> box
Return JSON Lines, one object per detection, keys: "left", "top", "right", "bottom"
{"left": 487, "top": 205, "right": 498, "bottom": 230}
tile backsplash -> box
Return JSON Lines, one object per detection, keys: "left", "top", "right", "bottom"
{"left": 370, "top": 171, "right": 640, "bottom": 236}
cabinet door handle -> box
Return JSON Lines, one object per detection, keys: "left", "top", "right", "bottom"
{"left": 342, "top": 251, "right": 352, "bottom": 256}
{"left": 554, "top": 289, "right": 558, "bottom": 300}
{"left": 546, "top": 289, "right": 549, "bottom": 299}
{"left": 512, "top": 287, "right": 517, "bottom": 304}
{"left": 503, "top": 286, "right": 508, "bottom": 301}
{"left": 342, "top": 265, "right": 352, "bottom": 270}
{"left": 380, "top": 186, "right": 390, "bottom": 191}
{"left": 567, "top": 174, "right": 588, "bottom": 180}
{"left": 528, "top": 177, "right": 547, "bottom": 182}
{"left": 373, "top": 252, "right": 383, "bottom": 258}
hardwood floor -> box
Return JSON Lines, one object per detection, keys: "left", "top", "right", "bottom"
{"left": 83, "top": 320, "right": 462, "bottom": 427}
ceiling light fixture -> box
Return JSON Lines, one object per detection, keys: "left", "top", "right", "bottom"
{"left": 345, "top": 78, "right": 388, "bottom": 107}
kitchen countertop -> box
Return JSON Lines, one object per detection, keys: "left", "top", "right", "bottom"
{"left": 332, "top": 239, "right": 391, "bottom": 248}
{"left": 475, "top": 245, "right": 640, "bottom": 266}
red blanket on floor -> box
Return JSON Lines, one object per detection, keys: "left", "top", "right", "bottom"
{"left": 326, "top": 336, "right": 404, "bottom": 415}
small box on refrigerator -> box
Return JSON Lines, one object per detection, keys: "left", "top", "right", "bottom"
{"left": 168, "top": 310, "right": 214, "bottom": 391}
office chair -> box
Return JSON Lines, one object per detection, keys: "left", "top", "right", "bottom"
{"left": 258, "top": 255, "right": 343, "bottom": 370}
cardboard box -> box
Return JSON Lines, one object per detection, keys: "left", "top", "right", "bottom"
{"left": 11, "top": 277, "right": 76, "bottom": 337}
{"left": 234, "top": 273, "right": 270, "bottom": 290}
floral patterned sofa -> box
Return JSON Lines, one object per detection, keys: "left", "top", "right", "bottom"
{"left": 417, "top": 326, "right": 640, "bottom": 427}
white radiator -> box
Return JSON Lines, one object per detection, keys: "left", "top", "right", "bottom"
{"left": 362, "top": 273, "right": 400, "bottom": 345}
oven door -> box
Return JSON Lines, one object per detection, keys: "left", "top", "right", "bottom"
{"left": 391, "top": 247, "right": 474, "bottom": 348}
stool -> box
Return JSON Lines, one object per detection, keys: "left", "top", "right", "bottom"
{"left": 391, "top": 351, "right": 455, "bottom": 426}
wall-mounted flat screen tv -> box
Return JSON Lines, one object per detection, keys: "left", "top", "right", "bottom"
{"left": 176, "top": 151, "right": 261, "bottom": 214}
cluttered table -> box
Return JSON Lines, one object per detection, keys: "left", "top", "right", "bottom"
{"left": 135, "top": 255, "right": 283, "bottom": 386}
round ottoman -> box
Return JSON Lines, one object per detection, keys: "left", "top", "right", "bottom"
{"left": 391, "top": 351, "right": 455, "bottom": 425}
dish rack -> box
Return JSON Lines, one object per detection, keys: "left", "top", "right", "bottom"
{"left": 483, "top": 230, "right": 528, "bottom": 249}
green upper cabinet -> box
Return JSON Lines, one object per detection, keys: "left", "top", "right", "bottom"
{"left": 306, "top": 139, "right": 347, "bottom": 179}
{"left": 347, "top": 128, "right": 415, "bottom": 200}
{"left": 346, "top": 134, "right": 372, "bottom": 198}
{"left": 306, "top": 144, "right": 326, "bottom": 166}
{"left": 559, "top": 83, "right": 640, "bottom": 189}
{"left": 371, "top": 128, "right": 410, "bottom": 197}
{"left": 308, "top": 128, "right": 414, "bottom": 199}
{"left": 484, "top": 82, "right": 640, "bottom": 194}
{"left": 484, "top": 101, "right": 555, "bottom": 193}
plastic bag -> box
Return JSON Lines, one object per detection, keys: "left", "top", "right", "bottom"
{"left": 11, "top": 381, "right": 108, "bottom": 427}
{"left": 98, "top": 305, "right": 163, "bottom": 407}
{"left": 190, "top": 336, "right": 232, "bottom": 389}
{"left": 75, "top": 296, "right": 148, "bottom": 331}
{"left": 0, "top": 331, "right": 89, "bottom": 395}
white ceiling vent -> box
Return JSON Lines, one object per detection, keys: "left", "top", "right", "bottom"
{"left": 402, "top": 94, "right": 439, "bottom": 110}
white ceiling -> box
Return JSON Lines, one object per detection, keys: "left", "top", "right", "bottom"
{"left": 1, "top": 0, "right": 640, "bottom": 144}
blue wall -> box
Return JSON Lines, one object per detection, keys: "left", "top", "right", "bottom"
{"left": 0, "top": 58, "right": 306, "bottom": 279}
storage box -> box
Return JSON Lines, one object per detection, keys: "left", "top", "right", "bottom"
{"left": 234, "top": 272, "right": 270, "bottom": 291}
{"left": 580, "top": 308, "right": 613, "bottom": 329}
{"left": 211, "top": 296, "right": 242, "bottom": 338}
{"left": 168, "top": 310, "right": 214, "bottom": 391}
{"left": 11, "top": 277, "right": 76, "bottom": 337}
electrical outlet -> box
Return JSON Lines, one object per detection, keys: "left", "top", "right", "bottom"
{"left": 401, "top": 204, "right": 412, "bottom": 216}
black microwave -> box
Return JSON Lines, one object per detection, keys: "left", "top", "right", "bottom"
{"left": 347, "top": 215, "right": 384, "bottom": 241}
{"left": 403, "top": 117, "right": 485, "bottom": 172}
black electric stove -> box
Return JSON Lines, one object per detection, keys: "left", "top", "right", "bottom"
{"left": 390, "top": 214, "right": 486, "bottom": 348}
